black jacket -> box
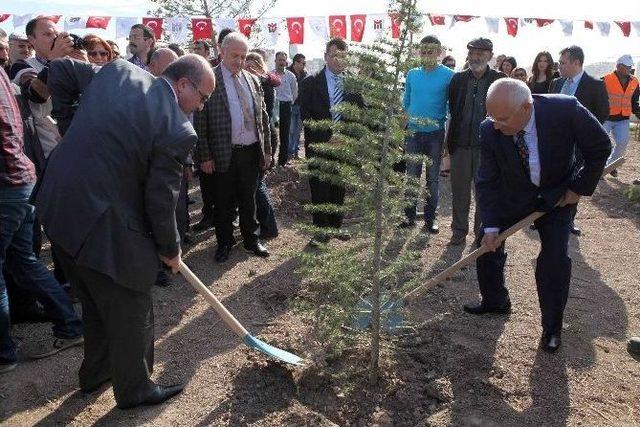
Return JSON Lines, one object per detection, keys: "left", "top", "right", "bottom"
{"left": 447, "top": 66, "right": 506, "bottom": 154}
{"left": 549, "top": 72, "right": 609, "bottom": 124}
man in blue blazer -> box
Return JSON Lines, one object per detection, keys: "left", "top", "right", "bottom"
{"left": 463, "top": 79, "right": 611, "bottom": 352}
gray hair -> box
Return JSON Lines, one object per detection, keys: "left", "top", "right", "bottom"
{"left": 220, "top": 31, "right": 248, "bottom": 50}
{"left": 150, "top": 47, "right": 178, "bottom": 64}
{"left": 162, "top": 53, "right": 213, "bottom": 86}
{"left": 487, "top": 78, "right": 533, "bottom": 106}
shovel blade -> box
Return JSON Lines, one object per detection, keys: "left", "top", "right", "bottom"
{"left": 243, "top": 334, "right": 304, "bottom": 365}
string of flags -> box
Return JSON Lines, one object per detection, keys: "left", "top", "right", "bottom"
{"left": 2, "top": 12, "right": 639, "bottom": 45}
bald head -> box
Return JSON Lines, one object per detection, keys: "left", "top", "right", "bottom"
{"left": 486, "top": 78, "right": 534, "bottom": 136}
{"left": 162, "top": 54, "right": 216, "bottom": 114}
{"left": 148, "top": 48, "right": 179, "bottom": 77}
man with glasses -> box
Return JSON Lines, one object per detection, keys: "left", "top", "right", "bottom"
{"left": 194, "top": 31, "right": 272, "bottom": 262}
{"left": 128, "top": 24, "right": 155, "bottom": 71}
{"left": 464, "top": 78, "right": 610, "bottom": 353}
{"left": 401, "top": 35, "right": 454, "bottom": 234}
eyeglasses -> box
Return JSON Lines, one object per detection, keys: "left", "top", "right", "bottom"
{"left": 88, "top": 51, "right": 109, "bottom": 58}
{"left": 187, "top": 79, "right": 210, "bottom": 104}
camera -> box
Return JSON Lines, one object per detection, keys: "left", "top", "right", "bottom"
{"left": 51, "top": 33, "right": 86, "bottom": 51}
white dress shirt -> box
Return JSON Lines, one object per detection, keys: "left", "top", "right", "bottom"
{"left": 221, "top": 63, "right": 258, "bottom": 145}
{"left": 274, "top": 68, "right": 298, "bottom": 102}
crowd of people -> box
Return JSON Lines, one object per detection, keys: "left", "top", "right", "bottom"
{"left": 0, "top": 16, "right": 638, "bottom": 412}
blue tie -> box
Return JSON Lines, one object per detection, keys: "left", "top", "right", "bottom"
{"left": 332, "top": 74, "right": 344, "bottom": 122}
{"left": 560, "top": 78, "right": 573, "bottom": 95}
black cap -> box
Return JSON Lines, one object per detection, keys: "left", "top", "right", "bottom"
{"left": 467, "top": 37, "right": 493, "bottom": 51}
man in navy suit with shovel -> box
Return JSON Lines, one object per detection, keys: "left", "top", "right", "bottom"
{"left": 463, "top": 79, "right": 610, "bottom": 352}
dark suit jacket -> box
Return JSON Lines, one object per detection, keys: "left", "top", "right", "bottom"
{"left": 192, "top": 65, "right": 271, "bottom": 173}
{"left": 476, "top": 94, "right": 611, "bottom": 229}
{"left": 299, "top": 67, "right": 364, "bottom": 153}
{"left": 447, "top": 66, "right": 506, "bottom": 154}
{"left": 36, "top": 59, "right": 196, "bottom": 291}
{"left": 549, "top": 72, "right": 609, "bottom": 123}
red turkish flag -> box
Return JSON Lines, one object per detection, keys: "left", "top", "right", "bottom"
{"left": 428, "top": 14, "right": 445, "bottom": 26}
{"left": 0, "top": 14, "right": 10, "bottom": 23}
{"left": 329, "top": 15, "right": 347, "bottom": 39}
{"left": 584, "top": 21, "right": 593, "bottom": 29}
{"left": 350, "top": 14, "right": 366, "bottom": 42}
{"left": 504, "top": 17, "right": 519, "bottom": 37}
{"left": 86, "top": 16, "right": 111, "bottom": 29}
{"left": 142, "top": 17, "right": 163, "bottom": 39}
{"left": 535, "top": 19, "right": 554, "bottom": 27}
{"left": 40, "top": 15, "right": 61, "bottom": 23}
{"left": 287, "top": 17, "right": 304, "bottom": 44}
{"left": 452, "top": 15, "right": 476, "bottom": 24}
{"left": 616, "top": 21, "right": 631, "bottom": 37}
{"left": 238, "top": 18, "right": 256, "bottom": 38}
{"left": 389, "top": 13, "right": 402, "bottom": 38}
{"left": 191, "top": 18, "right": 212, "bottom": 40}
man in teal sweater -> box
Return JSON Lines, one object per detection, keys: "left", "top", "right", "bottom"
{"left": 401, "top": 35, "right": 455, "bottom": 233}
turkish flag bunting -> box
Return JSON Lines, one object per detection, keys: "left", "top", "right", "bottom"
{"left": 142, "top": 17, "right": 163, "bottom": 39}
{"left": 535, "top": 19, "right": 554, "bottom": 27}
{"left": 389, "top": 13, "right": 401, "bottom": 38}
{"left": 584, "top": 21, "right": 593, "bottom": 29}
{"left": 287, "top": 17, "right": 304, "bottom": 44}
{"left": 504, "top": 17, "right": 519, "bottom": 37}
{"left": 616, "top": 21, "right": 631, "bottom": 37}
{"left": 41, "top": 15, "right": 62, "bottom": 23}
{"left": 453, "top": 15, "right": 476, "bottom": 23}
{"left": 0, "top": 14, "right": 10, "bottom": 23}
{"left": 238, "top": 18, "right": 256, "bottom": 38}
{"left": 191, "top": 18, "right": 212, "bottom": 40}
{"left": 428, "top": 14, "right": 445, "bottom": 26}
{"left": 86, "top": 16, "right": 111, "bottom": 29}
{"left": 329, "top": 15, "right": 347, "bottom": 38}
{"left": 350, "top": 14, "right": 366, "bottom": 42}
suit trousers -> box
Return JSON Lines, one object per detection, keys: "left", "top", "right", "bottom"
{"left": 475, "top": 204, "right": 573, "bottom": 334}
{"left": 54, "top": 245, "right": 155, "bottom": 407}
{"left": 450, "top": 146, "right": 481, "bottom": 238}
{"left": 278, "top": 101, "right": 292, "bottom": 166}
{"left": 214, "top": 144, "right": 260, "bottom": 247}
{"left": 198, "top": 170, "right": 216, "bottom": 221}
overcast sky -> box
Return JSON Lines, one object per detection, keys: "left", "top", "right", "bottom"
{"left": 3, "top": 0, "right": 640, "bottom": 67}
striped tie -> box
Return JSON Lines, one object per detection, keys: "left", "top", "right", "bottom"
{"left": 332, "top": 74, "right": 344, "bottom": 122}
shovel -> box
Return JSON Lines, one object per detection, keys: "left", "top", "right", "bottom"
{"left": 179, "top": 261, "right": 304, "bottom": 365}
{"left": 355, "top": 156, "right": 625, "bottom": 329}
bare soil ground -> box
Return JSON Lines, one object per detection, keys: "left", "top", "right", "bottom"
{"left": 1, "top": 144, "right": 639, "bottom": 426}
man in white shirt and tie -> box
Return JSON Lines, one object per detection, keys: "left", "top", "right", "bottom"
{"left": 274, "top": 51, "right": 298, "bottom": 166}
{"left": 464, "top": 79, "right": 610, "bottom": 353}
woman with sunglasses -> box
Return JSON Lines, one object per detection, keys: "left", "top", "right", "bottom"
{"left": 83, "top": 35, "right": 114, "bottom": 66}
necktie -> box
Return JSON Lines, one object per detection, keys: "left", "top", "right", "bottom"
{"left": 513, "top": 130, "right": 530, "bottom": 177}
{"left": 560, "top": 78, "right": 573, "bottom": 95}
{"left": 332, "top": 74, "right": 344, "bottom": 122}
{"left": 232, "top": 73, "right": 255, "bottom": 129}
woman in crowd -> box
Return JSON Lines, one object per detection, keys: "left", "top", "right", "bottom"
{"left": 528, "top": 51, "right": 555, "bottom": 94}
{"left": 83, "top": 35, "right": 114, "bottom": 66}
{"left": 106, "top": 40, "right": 120, "bottom": 59}
{"left": 499, "top": 56, "right": 517, "bottom": 76}
{"left": 512, "top": 67, "right": 528, "bottom": 82}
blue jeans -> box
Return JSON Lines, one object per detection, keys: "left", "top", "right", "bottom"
{"left": 603, "top": 120, "right": 630, "bottom": 163}
{"left": 404, "top": 129, "right": 445, "bottom": 222}
{"left": 288, "top": 104, "right": 302, "bottom": 156}
{"left": 1, "top": 184, "right": 82, "bottom": 363}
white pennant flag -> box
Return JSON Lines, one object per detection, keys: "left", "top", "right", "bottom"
{"left": 559, "top": 20, "right": 573, "bottom": 36}
{"left": 308, "top": 16, "right": 328, "bottom": 42}
{"left": 13, "top": 13, "right": 35, "bottom": 28}
{"left": 485, "top": 17, "right": 499, "bottom": 33}
{"left": 596, "top": 21, "right": 611, "bottom": 36}
{"left": 165, "top": 17, "right": 189, "bottom": 44}
{"left": 365, "top": 14, "right": 390, "bottom": 42}
{"left": 259, "top": 18, "right": 286, "bottom": 47}
{"left": 116, "top": 17, "right": 138, "bottom": 39}
{"left": 214, "top": 17, "right": 237, "bottom": 32}
{"left": 65, "top": 16, "right": 88, "bottom": 31}
{"left": 632, "top": 21, "right": 640, "bottom": 36}
{"left": 519, "top": 18, "right": 535, "bottom": 28}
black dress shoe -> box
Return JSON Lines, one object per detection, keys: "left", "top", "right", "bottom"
{"left": 117, "top": 384, "right": 184, "bottom": 410}
{"left": 244, "top": 241, "right": 269, "bottom": 258}
{"left": 570, "top": 224, "right": 581, "bottom": 236}
{"left": 215, "top": 244, "right": 232, "bottom": 262}
{"left": 463, "top": 300, "right": 511, "bottom": 315}
{"left": 192, "top": 217, "right": 214, "bottom": 232}
{"left": 424, "top": 219, "right": 439, "bottom": 234}
{"left": 540, "top": 331, "right": 562, "bottom": 353}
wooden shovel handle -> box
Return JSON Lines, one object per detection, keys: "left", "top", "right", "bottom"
{"left": 403, "top": 157, "right": 625, "bottom": 301}
{"left": 178, "top": 261, "right": 249, "bottom": 338}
